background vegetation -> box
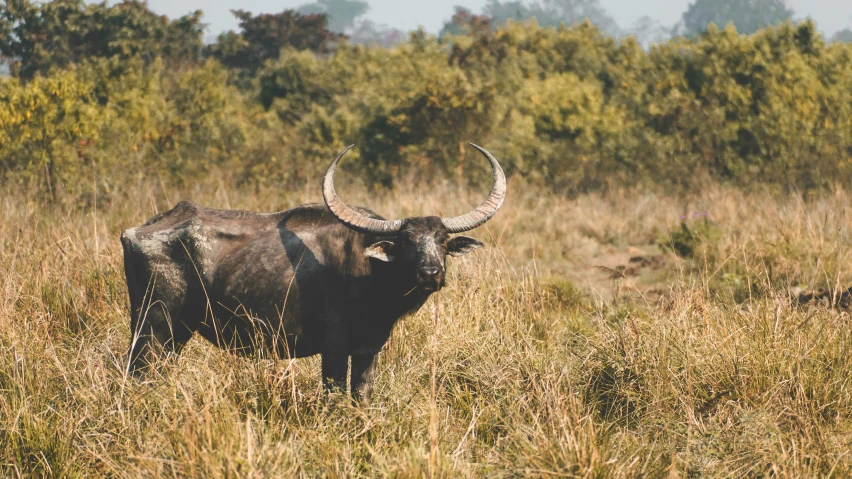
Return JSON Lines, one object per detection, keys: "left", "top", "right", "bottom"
{"left": 1, "top": 0, "right": 852, "bottom": 200}
{"left": 3, "top": 0, "right": 852, "bottom": 476}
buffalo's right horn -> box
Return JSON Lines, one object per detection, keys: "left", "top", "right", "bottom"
{"left": 441, "top": 143, "right": 506, "bottom": 233}
{"left": 322, "top": 145, "right": 403, "bottom": 235}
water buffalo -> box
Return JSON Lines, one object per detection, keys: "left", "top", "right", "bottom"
{"left": 121, "top": 144, "right": 505, "bottom": 404}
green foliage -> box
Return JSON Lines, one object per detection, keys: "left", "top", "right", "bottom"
{"left": 2, "top": 5, "right": 852, "bottom": 198}
{"left": 259, "top": 34, "right": 515, "bottom": 185}
{"left": 658, "top": 215, "right": 722, "bottom": 258}
{"left": 0, "top": 58, "right": 284, "bottom": 197}
{"left": 682, "top": 0, "right": 794, "bottom": 36}
{"left": 0, "top": 0, "right": 203, "bottom": 80}
{"left": 0, "top": 69, "right": 100, "bottom": 195}
{"left": 207, "top": 9, "right": 344, "bottom": 76}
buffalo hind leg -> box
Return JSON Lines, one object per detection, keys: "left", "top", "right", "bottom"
{"left": 351, "top": 353, "right": 378, "bottom": 406}
{"left": 321, "top": 354, "right": 348, "bottom": 394}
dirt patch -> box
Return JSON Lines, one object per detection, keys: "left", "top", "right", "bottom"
{"left": 794, "top": 287, "right": 852, "bottom": 311}
{"left": 550, "top": 244, "right": 678, "bottom": 301}
{"left": 627, "top": 255, "right": 667, "bottom": 271}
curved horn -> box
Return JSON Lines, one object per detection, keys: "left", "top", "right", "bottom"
{"left": 442, "top": 143, "right": 507, "bottom": 233}
{"left": 322, "top": 145, "right": 403, "bottom": 235}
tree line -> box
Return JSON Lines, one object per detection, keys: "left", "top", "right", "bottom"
{"left": 1, "top": 0, "right": 851, "bottom": 200}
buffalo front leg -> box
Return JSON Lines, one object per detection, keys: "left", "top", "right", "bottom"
{"left": 127, "top": 304, "right": 173, "bottom": 375}
{"left": 127, "top": 300, "right": 198, "bottom": 376}
{"left": 321, "top": 354, "right": 349, "bottom": 394}
{"left": 122, "top": 240, "right": 199, "bottom": 377}
{"left": 351, "top": 353, "right": 378, "bottom": 406}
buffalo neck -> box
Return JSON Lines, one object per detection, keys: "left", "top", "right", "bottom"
{"left": 369, "top": 258, "right": 432, "bottom": 320}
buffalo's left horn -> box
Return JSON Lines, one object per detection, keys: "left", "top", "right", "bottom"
{"left": 323, "top": 145, "right": 404, "bottom": 235}
{"left": 441, "top": 143, "right": 506, "bottom": 233}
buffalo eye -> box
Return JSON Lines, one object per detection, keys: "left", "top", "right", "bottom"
{"left": 447, "top": 236, "right": 484, "bottom": 257}
{"left": 364, "top": 241, "right": 396, "bottom": 262}
{"left": 398, "top": 234, "right": 416, "bottom": 246}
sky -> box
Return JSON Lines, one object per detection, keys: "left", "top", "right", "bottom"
{"left": 138, "top": 0, "right": 852, "bottom": 38}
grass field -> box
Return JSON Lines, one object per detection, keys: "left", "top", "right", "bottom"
{"left": 2, "top": 178, "right": 852, "bottom": 477}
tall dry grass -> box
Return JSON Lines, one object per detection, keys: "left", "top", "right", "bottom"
{"left": 2, "top": 177, "right": 852, "bottom": 477}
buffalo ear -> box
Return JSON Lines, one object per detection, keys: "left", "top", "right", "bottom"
{"left": 365, "top": 241, "right": 396, "bottom": 262}
{"left": 447, "top": 236, "right": 484, "bottom": 257}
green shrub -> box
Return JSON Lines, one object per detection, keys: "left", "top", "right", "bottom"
{"left": 0, "top": 69, "right": 100, "bottom": 197}
{"left": 658, "top": 215, "right": 722, "bottom": 259}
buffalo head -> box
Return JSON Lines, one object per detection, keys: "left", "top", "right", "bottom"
{"left": 322, "top": 143, "right": 506, "bottom": 292}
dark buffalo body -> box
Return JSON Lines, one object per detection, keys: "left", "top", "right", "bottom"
{"left": 122, "top": 144, "right": 506, "bottom": 404}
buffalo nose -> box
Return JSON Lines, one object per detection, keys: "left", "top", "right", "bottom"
{"left": 419, "top": 266, "right": 440, "bottom": 279}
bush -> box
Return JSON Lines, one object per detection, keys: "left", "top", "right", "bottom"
{"left": 0, "top": 59, "right": 285, "bottom": 198}
{"left": 0, "top": 69, "right": 100, "bottom": 196}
